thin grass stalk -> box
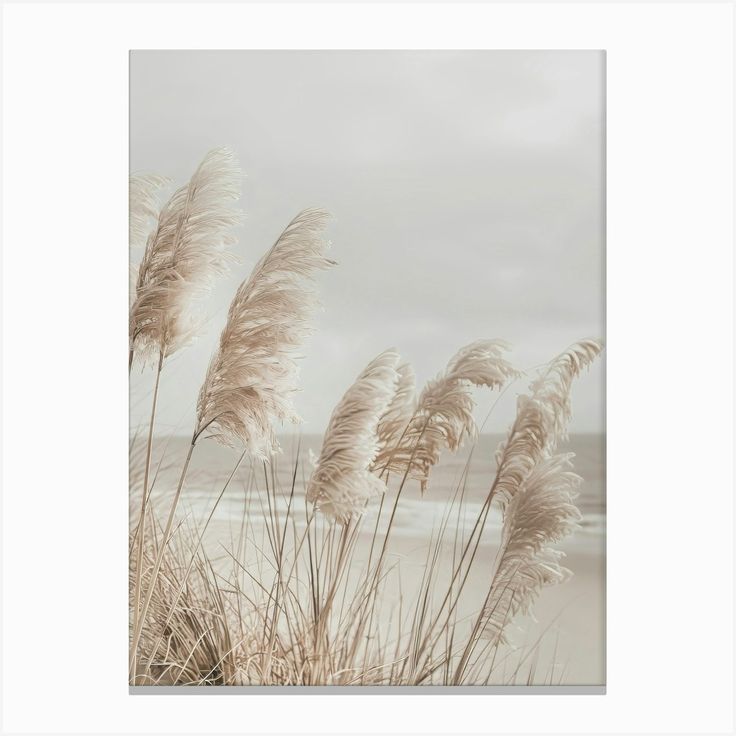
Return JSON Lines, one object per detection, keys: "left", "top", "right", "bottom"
{"left": 130, "top": 348, "right": 164, "bottom": 677}
{"left": 414, "top": 411, "right": 526, "bottom": 661}
{"left": 355, "top": 388, "right": 486, "bottom": 677}
{"left": 403, "top": 480, "right": 464, "bottom": 682}
{"left": 358, "top": 344, "right": 518, "bottom": 654}
{"left": 409, "top": 454, "right": 520, "bottom": 680}
{"left": 451, "top": 579, "right": 503, "bottom": 684}
{"left": 128, "top": 429, "right": 178, "bottom": 556}
{"left": 263, "top": 463, "right": 304, "bottom": 683}
{"left": 367, "top": 416, "right": 431, "bottom": 589}
{"left": 310, "top": 519, "right": 360, "bottom": 682}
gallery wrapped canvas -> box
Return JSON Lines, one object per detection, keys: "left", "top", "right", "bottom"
{"left": 129, "top": 50, "right": 605, "bottom": 689}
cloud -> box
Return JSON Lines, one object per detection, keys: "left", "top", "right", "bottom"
{"left": 130, "top": 50, "right": 604, "bottom": 435}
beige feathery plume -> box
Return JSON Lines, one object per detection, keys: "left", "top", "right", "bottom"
{"left": 195, "top": 209, "right": 334, "bottom": 456}
{"left": 479, "top": 339, "right": 603, "bottom": 641}
{"left": 373, "top": 339, "right": 519, "bottom": 491}
{"left": 528, "top": 337, "right": 603, "bottom": 447}
{"left": 129, "top": 173, "right": 169, "bottom": 251}
{"left": 482, "top": 453, "right": 582, "bottom": 643}
{"left": 129, "top": 148, "right": 241, "bottom": 365}
{"left": 373, "top": 362, "right": 416, "bottom": 470}
{"left": 307, "top": 350, "right": 401, "bottom": 524}
{"left": 492, "top": 338, "right": 603, "bottom": 507}
{"left": 129, "top": 173, "right": 169, "bottom": 310}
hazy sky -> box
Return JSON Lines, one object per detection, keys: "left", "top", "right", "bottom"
{"left": 130, "top": 50, "right": 604, "bottom": 437}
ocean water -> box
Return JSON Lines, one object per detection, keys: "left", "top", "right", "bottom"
{"left": 133, "top": 432, "right": 605, "bottom": 543}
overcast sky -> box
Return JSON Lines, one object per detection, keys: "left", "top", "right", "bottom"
{"left": 130, "top": 50, "right": 604, "bottom": 437}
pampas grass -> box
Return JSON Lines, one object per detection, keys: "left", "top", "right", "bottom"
{"left": 130, "top": 206, "right": 334, "bottom": 679}
{"left": 129, "top": 173, "right": 170, "bottom": 251}
{"left": 128, "top": 149, "right": 240, "bottom": 677}
{"left": 130, "top": 386, "right": 600, "bottom": 687}
{"left": 374, "top": 339, "right": 520, "bottom": 491}
{"left": 447, "top": 339, "right": 603, "bottom": 679}
{"left": 374, "top": 362, "right": 416, "bottom": 470}
{"left": 481, "top": 453, "right": 582, "bottom": 644}
{"left": 307, "top": 350, "right": 400, "bottom": 524}
{"left": 130, "top": 335, "right": 603, "bottom": 686}
{"left": 492, "top": 339, "right": 603, "bottom": 508}
{"left": 129, "top": 147, "right": 241, "bottom": 367}
{"left": 196, "top": 208, "right": 334, "bottom": 456}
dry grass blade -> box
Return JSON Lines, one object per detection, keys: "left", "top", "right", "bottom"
{"left": 307, "top": 349, "right": 400, "bottom": 524}
{"left": 195, "top": 208, "right": 334, "bottom": 456}
{"left": 130, "top": 147, "right": 241, "bottom": 366}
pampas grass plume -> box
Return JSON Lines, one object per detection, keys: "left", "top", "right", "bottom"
{"left": 195, "top": 208, "right": 334, "bottom": 455}
{"left": 376, "top": 339, "right": 520, "bottom": 490}
{"left": 493, "top": 338, "right": 603, "bottom": 507}
{"left": 129, "top": 147, "right": 241, "bottom": 365}
{"left": 480, "top": 339, "right": 603, "bottom": 641}
{"left": 129, "top": 173, "right": 170, "bottom": 251}
{"left": 307, "top": 349, "right": 401, "bottom": 524}
{"left": 483, "top": 453, "right": 582, "bottom": 642}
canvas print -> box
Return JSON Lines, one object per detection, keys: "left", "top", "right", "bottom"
{"left": 129, "top": 50, "right": 605, "bottom": 688}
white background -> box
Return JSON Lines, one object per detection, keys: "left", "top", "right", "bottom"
{"left": 1, "top": 2, "right": 733, "bottom": 735}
